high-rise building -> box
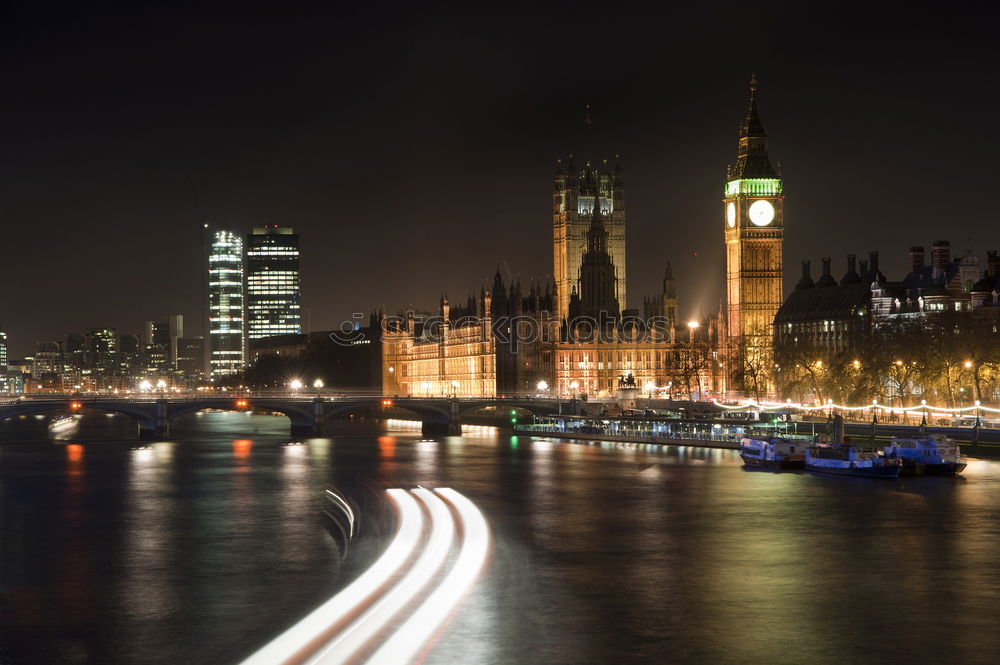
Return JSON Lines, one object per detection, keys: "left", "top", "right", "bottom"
{"left": 553, "top": 157, "right": 626, "bottom": 321}
{"left": 246, "top": 226, "right": 301, "bottom": 340}
{"left": 118, "top": 333, "right": 143, "bottom": 379}
{"left": 176, "top": 337, "right": 206, "bottom": 379}
{"left": 144, "top": 315, "right": 184, "bottom": 370}
{"left": 86, "top": 328, "right": 118, "bottom": 372}
{"left": 32, "top": 341, "right": 62, "bottom": 378}
{"left": 0, "top": 329, "right": 22, "bottom": 393}
{"left": 723, "top": 76, "right": 784, "bottom": 393}
{"left": 208, "top": 229, "right": 246, "bottom": 377}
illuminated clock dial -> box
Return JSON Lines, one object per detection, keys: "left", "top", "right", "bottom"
{"left": 726, "top": 202, "right": 736, "bottom": 228}
{"left": 748, "top": 200, "right": 775, "bottom": 226}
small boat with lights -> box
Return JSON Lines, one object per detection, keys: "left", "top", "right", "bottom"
{"left": 805, "top": 443, "right": 901, "bottom": 478}
{"left": 804, "top": 415, "right": 900, "bottom": 478}
{"left": 48, "top": 415, "right": 78, "bottom": 432}
{"left": 48, "top": 416, "right": 80, "bottom": 439}
{"left": 740, "top": 437, "right": 806, "bottom": 470}
{"left": 883, "top": 436, "right": 966, "bottom": 475}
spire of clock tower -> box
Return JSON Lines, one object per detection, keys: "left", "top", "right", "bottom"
{"left": 728, "top": 74, "right": 777, "bottom": 180}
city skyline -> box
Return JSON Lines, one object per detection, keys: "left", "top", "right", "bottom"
{"left": 3, "top": 8, "right": 1000, "bottom": 665}
{"left": 2, "top": 5, "right": 999, "bottom": 358}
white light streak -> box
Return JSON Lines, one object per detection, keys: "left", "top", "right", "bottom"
{"left": 240, "top": 488, "right": 490, "bottom": 665}
{"left": 239, "top": 489, "right": 423, "bottom": 665}
{"left": 311, "top": 488, "right": 454, "bottom": 665}
{"left": 363, "top": 488, "right": 490, "bottom": 665}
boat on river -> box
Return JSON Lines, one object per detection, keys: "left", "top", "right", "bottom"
{"left": 740, "top": 437, "right": 806, "bottom": 470}
{"left": 884, "top": 435, "right": 966, "bottom": 475}
{"left": 805, "top": 443, "right": 901, "bottom": 478}
{"left": 48, "top": 415, "right": 79, "bottom": 434}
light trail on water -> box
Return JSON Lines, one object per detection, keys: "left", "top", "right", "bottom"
{"left": 239, "top": 487, "right": 490, "bottom": 665}
{"left": 240, "top": 489, "right": 423, "bottom": 665}
{"left": 363, "top": 488, "right": 491, "bottom": 665}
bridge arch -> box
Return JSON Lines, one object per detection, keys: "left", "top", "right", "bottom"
{"left": 456, "top": 400, "right": 567, "bottom": 420}
{"left": 167, "top": 399, "right": 321, "bottom": 437}
{"left": 0, "top": 401, "right": 158, "bottom": 433}
{"left": 322, "top": 399, "right": 456, "bottom": 437}
{"left": 167, "top": 400, "right": 314, "bottom": 424}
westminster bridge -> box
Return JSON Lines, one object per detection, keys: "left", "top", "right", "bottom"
{"left": 0, "top": 394, "right": 589, "bottom": 439}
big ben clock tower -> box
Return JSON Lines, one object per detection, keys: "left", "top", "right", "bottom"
{"left": 724, "top": 76, "right": 783, "bottom": 395}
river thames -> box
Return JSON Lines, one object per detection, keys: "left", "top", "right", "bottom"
{"left": 2, "top": 412, "right": 999, "bottom": 665}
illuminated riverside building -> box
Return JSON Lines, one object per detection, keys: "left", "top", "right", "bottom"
{"left": 775, "top": 243, "right": 1000, "bottom": 361}
{"left": 381, "top": 299, "right": 500, "bottom": 397}
{"left": 870, "top": 242, "right": 1000, "bottom": 321}
{"left": 380, "top": 277, "right": 723, "bottom": 399}
{"left": 774, "top": 254, "right": 881, "bottom": 357}
{"left": 381, "top": 193, "right": 724, "bottom": 399}
{"left": 381, "top": 79, "right": 785, "bottom": 400}
{"left": 246, "top": 226, "right": 301, "bottom": 340}
{"left": 208, "top": 229, "right": 246, "bottom": 377}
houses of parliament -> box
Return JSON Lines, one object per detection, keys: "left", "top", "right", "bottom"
{"left": 380, "top": 78, "right": 784, "bottom": 399}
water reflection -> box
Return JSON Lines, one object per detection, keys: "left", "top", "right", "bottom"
{"left": 378, "top": 435, "right": 396, "bottom": 459}
{"left": 232, "top": 438, "right": 253, "bottom": 461}
{"left": 413, "top": 439, "right": 439, "bottom": 478}
{"left": 279, "top": 443, "right": 312, "bottom": 565}
{"left": 66, "top": 443, "right": 84, "bottom": 466}
{"left": 119, "top": 441, "right": 180, "bottom": 632}
{"left": 1, "top": 415, "right": 999, "bottom": 665}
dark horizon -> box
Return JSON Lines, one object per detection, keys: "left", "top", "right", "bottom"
{"left": 2, "top": 3, "right": 997, "bottom": 357}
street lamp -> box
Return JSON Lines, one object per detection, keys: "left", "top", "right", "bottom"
{"left": 290, "top": 379, "right": 303, "bottom": 391}
{"left": 156, "top": 379, "right": 166, "bottom": 397}
{"left": 313, "top": 379, "right": 324, "bottom": 389}
{"left": 451, "top": 379, "right": 459, "bottom": 397}
{"left": 687, "top": 319, "right": 699, "bottom": 343}
{"left": 139, "top": 380, "right": 152, "bottom": 392}
{"left": 536, "top": 380, "right": 548, "bottom": 394}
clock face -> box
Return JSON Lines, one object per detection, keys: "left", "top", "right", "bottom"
{"left": 726, "top": 202, "right": 736, "bottom": 228}
{"left": 748, "top": 200, "right": 775, "bottom": 226}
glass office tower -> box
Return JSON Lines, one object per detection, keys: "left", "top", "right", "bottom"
{"left": 246, "top": 226, "right": 301, "bottom": 340}
{"left": 208, "top": 229, "right": 246, "bottom": 377}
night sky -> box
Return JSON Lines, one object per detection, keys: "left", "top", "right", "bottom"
{"left": 2, "top": 3, "right": 997, "bottom": 357}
